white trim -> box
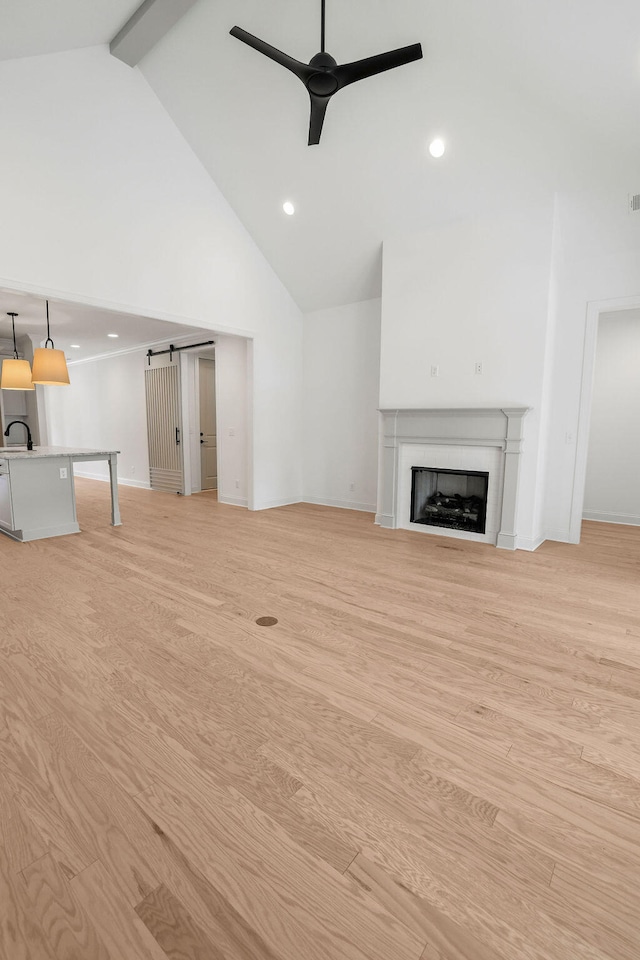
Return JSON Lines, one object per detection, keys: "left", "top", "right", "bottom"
{"left": 571, "top": 293, "right": 640, "bottom": 543}
{"left": 251, "top": 496, "right": 301, "bottom": 511}
{"left": 1, "top": 521, "right": 80, "bottom": 542}
{"left": 67, "top": 332, "right": 215, "bottom": 367}
{"left": 303, "top": 496, "right": 376, "bottom": 514}
{"left": 246, "top": 339, "right": 255, "bottom": 511}
{"left": 516, "top": 535, "right": 546, "bottom": 551}
{"left": 496, "top": 532, "right": 517, "bottom": 550}
{"left": 217, "top": 495, "right": 248, "bottom": 507}
{"left": 583, "top": 511, "right": 640, "bottom": 526}
{"left": 375, "top": 513, "right": 394, "bottom": 528}
{"left": 73, "top": 469, "right": 150, "bottom": 489}
{"left": 545, "top": 527, "right": 571, "bottom": 543}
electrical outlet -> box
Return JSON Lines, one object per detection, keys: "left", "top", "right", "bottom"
{"left": 349, "top": 482, "right": 355, "bottom": 492}
{"left": 59, "top": 467, "right": 68, "bottom": 479}
{"left": 235, "top": 479, "right": 240, "bottom": 489}
{"left": 229, "top": 428, "right": 235, "bottom": 437}
{"left": 430, "top": 364, "right": 439, "bottom": 377}
{"left": 130, "top": 465, "right": 136, "bottom": 475}
{"left": 475, "top": 362, "right": 483, "bottom": 375}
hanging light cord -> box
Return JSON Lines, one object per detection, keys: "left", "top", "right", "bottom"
{"left": 8, "top": 312, "right": 19, "bottom": 359}
{"left": 45, "top": 300, "right": 55, "bottom": 349}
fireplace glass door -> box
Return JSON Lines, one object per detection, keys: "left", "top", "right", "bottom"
{"left": 410, "top": 467, "right": 489, "bottom": 534}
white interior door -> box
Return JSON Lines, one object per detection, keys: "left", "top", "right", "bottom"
{"left": 144, "top": 363, "right": 184, "bottom": 493}
{"left": 199, "top": 357, "right": 217, "bottom": 490}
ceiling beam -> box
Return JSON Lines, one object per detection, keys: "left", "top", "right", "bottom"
{"left": 110, "top": 0, "right": 199, "bottom": 67}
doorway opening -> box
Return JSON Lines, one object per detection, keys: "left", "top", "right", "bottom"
{"left": 198, "top": 356, "right": 217, "bottom": 492}
{"left": 581, "top": 308, "right": 640, "bottom": 528}
{"left": 572, "top": 296, "right": 640, "bottom": 540}
{"left": 143, "top": 335, "right": 248, "bottom": 504}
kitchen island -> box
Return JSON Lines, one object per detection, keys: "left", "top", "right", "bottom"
{"left": 0, "top": 446, "right": 121, "bottom": 542}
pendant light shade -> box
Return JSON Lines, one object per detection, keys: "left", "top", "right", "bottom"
{"left": 31, "top": 301, "right": 70, "bottom": 386}
{"left": 31, "top": 347, "right": 70, "bottom": 385}
{"left": 1, "top": 312, "right": 35, "bottom": 391}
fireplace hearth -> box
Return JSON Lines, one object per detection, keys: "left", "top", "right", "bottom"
{"left": 410, "top": 466, "right": 489, "bottom": 534}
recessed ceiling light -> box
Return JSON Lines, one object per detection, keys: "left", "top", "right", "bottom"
{"left": 70, "top": 344, "right": 81, "bottom": 349}
{"left": 107, "top": 333, "right": 119, "bottom": 338}
{"left": 428, "top": 138, "right": 446, "bottom": 158}
{"left": 282, "top": 201, "right": 295, "bottom": 216}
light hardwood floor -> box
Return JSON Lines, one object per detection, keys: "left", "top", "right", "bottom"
{"left": 1, "top": 479, "right": 640, "bottom": 960}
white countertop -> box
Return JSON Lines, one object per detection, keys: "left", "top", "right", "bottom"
{"left": 0, "top": 446, "right": 120, "bottom": 459}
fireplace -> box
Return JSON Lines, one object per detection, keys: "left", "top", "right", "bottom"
{"left": 410, "top": 467, "right": 489, "bottom": 533}
{"left": 377, "top": 407, "right": 530, "bottom": 549}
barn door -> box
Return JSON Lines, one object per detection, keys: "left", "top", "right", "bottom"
{"left": 144, "top": 363, "right": 184, "bottom": 493}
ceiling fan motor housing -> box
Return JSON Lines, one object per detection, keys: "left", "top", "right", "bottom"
{"left": 308, "top": 52, "right": 339, "bottom": 96}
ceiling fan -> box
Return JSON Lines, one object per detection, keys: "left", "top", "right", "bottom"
{"left": 230, "top": 1, "right": 423, "bottom": 146}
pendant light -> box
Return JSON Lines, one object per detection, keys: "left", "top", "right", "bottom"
{"left": 31, "top": 300, "right": 70, "bottom": 386}
{"left": 1, "top": 312, "right": 35, "bottom": 391}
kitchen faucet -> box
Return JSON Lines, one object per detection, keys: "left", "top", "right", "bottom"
{"left": 4, "top": 420, "right": 33, "bottom": 450}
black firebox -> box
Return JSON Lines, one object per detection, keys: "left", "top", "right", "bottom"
{"left": 410, "top": 467, "right": 489, "bottom": 534}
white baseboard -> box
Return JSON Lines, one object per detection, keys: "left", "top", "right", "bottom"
{"left": 544, "top": 527, "right": 573, "bottom": 543}
{"left": 73, "top": 469, "right": 150, "bottom": 489}
{"left": 217, "top": 495, "right": 248, "bottom": 507}
{"left": 303, "top": 496, "right": 376, "bottom": 514}
{"left": 251, "top": 496, "right": 301, "bottom": 511}
{"left": 516, "top": 535, "right": 546, "bottom": 552}
{"left": 583, "top": 511, "right": 640, "bottom": 527}
{"left": 375, "top": 513, "right": 395, "bottom": 528}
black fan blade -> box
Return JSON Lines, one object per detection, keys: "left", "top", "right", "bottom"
{"left": 335, "top": 42, "right": 422, "bottom": 90}
{"left": 230, "top": 26, "right": 313, "bottom": 85}
{"left": 308, "top": 94, "right": 330, "bottom": 145}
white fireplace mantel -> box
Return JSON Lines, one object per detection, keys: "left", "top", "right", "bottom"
{"left": 377, "top": 406, "right": 530, "bottom": 549}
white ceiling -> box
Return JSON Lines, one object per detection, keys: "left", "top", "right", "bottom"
{"left": 2, "top": 1, "right": 640, "bottom": 312}
{"left": 0, "top": 0, "right": 140, "bottom": 61}
{"left": 0, "top": 289, "right": 210, "bottom": 362}
{"left": 138, "top": 0, "right": 640, "bottom": 310}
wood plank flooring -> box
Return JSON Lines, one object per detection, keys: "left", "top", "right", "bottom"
{"left": 1, "top": 478, "right": 640, "bottom": 960}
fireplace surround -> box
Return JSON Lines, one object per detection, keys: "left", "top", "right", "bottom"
{"left": 377, "top": 407, "right": 530, "bottom": 549}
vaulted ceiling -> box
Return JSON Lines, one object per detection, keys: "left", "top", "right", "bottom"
{"left": 3, "top": 1, "right": 640, "bottom": 312}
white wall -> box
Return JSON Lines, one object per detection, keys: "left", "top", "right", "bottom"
{"left": 582, "top": 312, "right": 640, "bottom": 524}
{"left": 47, "top": 349, "right": 150, "bottom": 486}
{"left": 303, "top": 300, "right": 381, "bottom": 512}
{"left": 0, "top": 45, "right": 303, "bottom": 509}
{"left": 380, "top": 205, "right": 555, "bottom": 546}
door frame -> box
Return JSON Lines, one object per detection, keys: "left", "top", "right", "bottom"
{"left": 197, "top": 354, "right": 218, "bottom": 492}
{"left": 180, "top": 346, "right": 220, "bottom": 496}
{"left": 570, "top": 292, "right": 640, "bottom": 541}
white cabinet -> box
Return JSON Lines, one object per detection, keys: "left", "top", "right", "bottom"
{"left": 0, "top": 456, "right": 79, "bottom": 541}
{"left": 0, "top": 462, "right": 13, "bottom": 530}
{"left": 2, "top": 389, "right": 29, "bottom": 418}
{"left": 0, "top": 350, "right": 40, "bottom": 447}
